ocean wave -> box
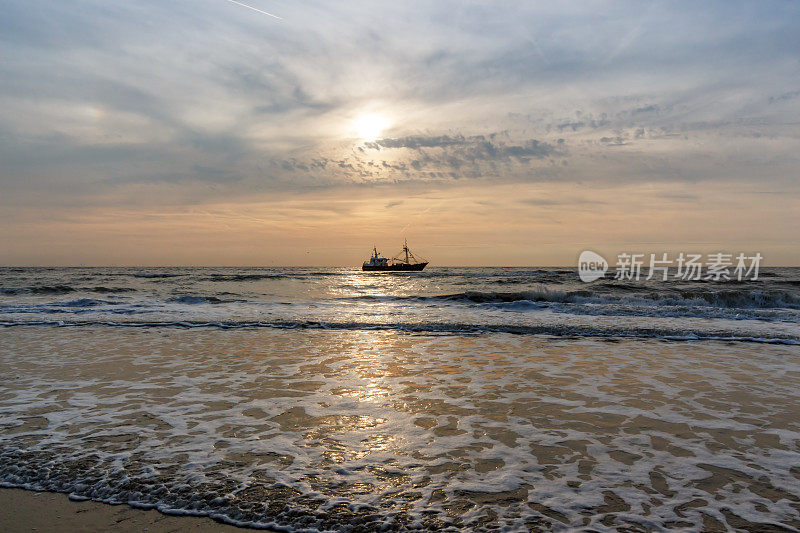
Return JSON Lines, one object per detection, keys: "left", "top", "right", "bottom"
{"left": 56, "top": 298, "right": 110, "bottom": 307}
{"left": 439, "top": 289, "right": 574, "bottom": 303}
{"left": 1, "top": 319, "right": 797, "bottom": 344}
{"left": 89, "top": 286, "right": 136, "bottom": 293}
{"left": 0, "top": 298, "right": 144, "bottom": 315}
{"left": 201, "top": 273, "right": 287, "bottom": 282}
{"left": 131, "top": 273, "right": 182, "bottom": 278}
{"left": 493, "top": 277, "right": 565, "bottom": 285}
{"left": 1, "top": 286, "right": 135, "bottom": 295}
{"left": 351, "top": 288, "right": 800, "bottom": 310}
{"left": 168, "top": 295, "right": 243, "bottom": 304}
{"left": 673, "top": 289, "right": 800, "bottom": 308}
{"left": 1, "top": 285, "right": 76, "bottom": 295}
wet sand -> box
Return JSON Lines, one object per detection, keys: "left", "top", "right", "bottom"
{"left": 0, "top": 488, "right": 255, "bottom": 532}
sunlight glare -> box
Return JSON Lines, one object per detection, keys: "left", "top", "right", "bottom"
{"left": 354, "top": 114, "right": 389, "bottom": 142}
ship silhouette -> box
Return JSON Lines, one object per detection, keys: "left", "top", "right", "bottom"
{"left": 362, "top": 240, "right": 428, "bottom": 271}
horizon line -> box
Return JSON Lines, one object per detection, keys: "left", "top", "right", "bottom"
{"left": 2, "top": 265, "right": 799, "bottom": 268}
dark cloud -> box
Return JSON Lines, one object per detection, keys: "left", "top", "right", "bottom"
{"left": 556, "top": 122, "right": 585, "bottom": 132}
{"left": 365, "top": 135, "right": 557, "bottom": 161}
{"left": 364, "top": 135, "right": 467, "bottom": 149}
{"left": 631, "top": 104, "right": 660, "bottom": 115}
{"left": 769, "top": 89, "right": 800, "bottom": 104}
{"left": 599, "top": 136, "right": 629, "bottom": 146}
{"left": 273, "top": 134, "right": 561, "bottom": 184}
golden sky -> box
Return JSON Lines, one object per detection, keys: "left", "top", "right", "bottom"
{"left": 1, "top": 1, "right": 798, "bottom": 265}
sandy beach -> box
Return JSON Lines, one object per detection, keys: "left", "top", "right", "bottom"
{"left": 0, "top": 488, "right": 253, "bottom": 532}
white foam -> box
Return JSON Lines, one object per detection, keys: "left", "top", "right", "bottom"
{"left": 1, "top": 328, "right": 800, "bottom": 530}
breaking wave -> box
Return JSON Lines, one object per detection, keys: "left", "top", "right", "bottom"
{"left": 354, "top": 288, "right": 800, "bottom": 309}
{"left": 1, "top": 319, "right": 797, "bottom": 345}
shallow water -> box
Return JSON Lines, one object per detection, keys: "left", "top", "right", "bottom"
{"left": 2, "top": 326, "right": 800, "bottom": 531}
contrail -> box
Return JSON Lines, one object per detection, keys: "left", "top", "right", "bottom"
{"left": 224, "top": 0, "right": 282, "bottom": 20}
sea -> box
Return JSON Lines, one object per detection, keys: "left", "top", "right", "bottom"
{"left": 1, "top": 266, "right": 799, "bottom": 530}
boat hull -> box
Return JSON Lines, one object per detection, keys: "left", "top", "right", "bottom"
{"left": 362, "top": 262, "right": 428, "bottom": 272}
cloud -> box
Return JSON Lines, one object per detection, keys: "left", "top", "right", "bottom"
{"left": 0, "top": 0, "right": 798, "bottom": 204}
{"left": 365, "top": 134, "right": 557, "bottom": 161}
{"left": 769, "top": 89, "right": 800, "bottom": 104}
{"left": 520, "top": 197, "right": 607, "bottom": 207}
{"left": 598, "top": 136, "right": 629, "bottom": 146}
{"left": 365, "top": 135, "right": 467, "bottom": 150}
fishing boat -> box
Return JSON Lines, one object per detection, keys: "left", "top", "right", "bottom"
{"left": 362, "top": 240, "right": 428, "bottom": 271}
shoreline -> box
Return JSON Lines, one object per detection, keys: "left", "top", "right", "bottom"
{"left": 0, "top": 487, "right": 272, "bottom": 532}
{"left": 2, "top": 327, "right": 798, "bottom": 530}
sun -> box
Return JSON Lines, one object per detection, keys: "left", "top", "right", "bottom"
{"left": 354, "top": 114, "right": 389, "bottom": 142}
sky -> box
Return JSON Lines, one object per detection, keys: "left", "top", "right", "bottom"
{"left": 0, "top": 0, "right": 798, "bottom": 266}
